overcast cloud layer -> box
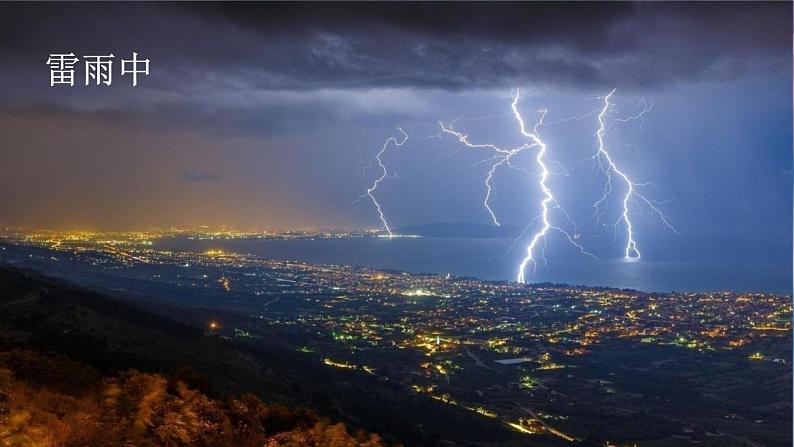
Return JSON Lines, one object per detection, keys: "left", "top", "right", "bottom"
{"left": 0, "top": 2, "right": 790, "bottom": 96}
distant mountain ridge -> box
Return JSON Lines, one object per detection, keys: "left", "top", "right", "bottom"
{"left": 395, "top": 222, "right": 523, "bottom": 238}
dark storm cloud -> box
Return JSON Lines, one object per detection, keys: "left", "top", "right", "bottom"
{"left": 0, "top": 2, "right": 789, "bottom": 96}
{"left": 184, "top": 2, "right": 791, "bottom": 90}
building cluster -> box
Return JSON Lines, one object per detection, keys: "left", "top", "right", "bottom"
{"left": 2, "top": 229, "right": 790, "bottom": 443}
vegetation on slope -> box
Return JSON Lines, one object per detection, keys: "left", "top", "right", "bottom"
{"left": 0, "top": 349, "right": 387, "bottom": 447}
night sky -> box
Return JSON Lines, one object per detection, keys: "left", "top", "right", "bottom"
{"left": 0, "top": 2, "right": 791, "bottom": 266}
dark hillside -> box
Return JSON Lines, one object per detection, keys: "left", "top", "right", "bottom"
{"left": 0, "top": 265, "right": 533, "bottom": 447}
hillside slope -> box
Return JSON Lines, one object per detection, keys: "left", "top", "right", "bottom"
{"left": 0, "top": 265, "right": 533, "bottom": 447}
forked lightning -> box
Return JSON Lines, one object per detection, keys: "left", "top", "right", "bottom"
{"left": 592, "top": 89, "right": 677, "bottom": 259}
{"left": 512, "top": 89, "right": 594, "bottom": 282}
{"left": 438, "top": 122, "right": 534, "bottom": 226}
{"left": 359, "top": 128, "right": 409, "bottom": 237}
{"left": 362, "top": 89, "right": 675, "bottom": 281}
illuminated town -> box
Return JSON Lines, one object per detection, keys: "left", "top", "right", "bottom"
{"left": 0, "top": 228, "right": 789, "bottom": 445}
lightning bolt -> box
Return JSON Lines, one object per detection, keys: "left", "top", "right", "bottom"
{"left": 358, "top": 128, "right": 409, "bottom": 237}
{"left": 593, "top": 89, "right": 677, "bottom": 259}
{"left": 438, "top": 122, "right": 533, "bottom": 226}
{"left": 513, "top": 89, "right": 594, "bottom": 283}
